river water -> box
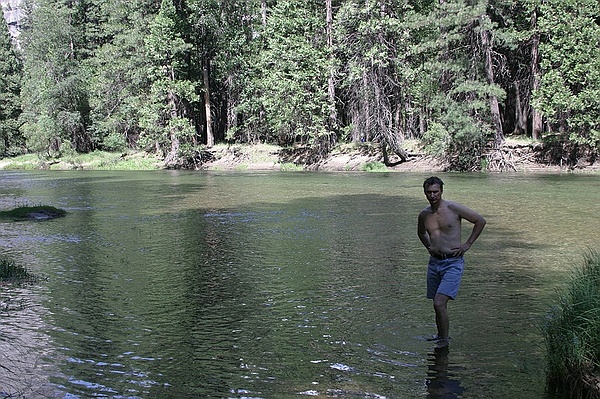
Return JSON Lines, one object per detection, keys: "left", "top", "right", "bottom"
{"left": 0, "top": 170, "right": 598, "bottom": 398}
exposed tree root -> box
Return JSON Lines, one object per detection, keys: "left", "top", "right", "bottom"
{"left": 485, "top": 139, "right": 599, "bottom": 172}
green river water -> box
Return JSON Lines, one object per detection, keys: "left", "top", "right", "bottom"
{"left": 0, "top": 170, "right": 599, "bottom": 398}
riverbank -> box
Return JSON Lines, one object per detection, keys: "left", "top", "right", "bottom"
{"left": 0, "top": 138, "right": 597, "bottom": 173}
{"left": 200, "top": 142, "right": 447, "bottom": 172}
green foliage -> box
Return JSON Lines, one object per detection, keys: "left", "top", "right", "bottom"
{"left": 87, "top": 0, "right": 158, "bottom": 152}
{"left": 139, "top": 0, "right": 199, "bottom": 161}
{"left": 0, "top": 153, "right": 40, "bottom": 170}
{"left": 91, "top": 155, "right": 162, "bottom": 170}
{"left": 202, "top": 0, "right": 257, "bottom": 143}
{"left": 433, "top": 97, "right": 491, "bottom": 171}
{"left": 422, "top": 122, "right": 450, "bottom": 157}
{"left": 534, "top": 0, "right": 600, "bottom": 148}
{"left": 237, "top": 0, "right": 334, "bottom": 146}
{"left": 0, "top": 151, "right": 161, "bottom": 170}
{"left": 19, "top": 0, "right": 93, "bottom": 156}
{"left": 543, "top": 251, "right": 600, "bottom": 397}
{"left": 414, "top": 0, "right": 501, "bottom": 170}
{"left": 8, "top": 0, "right": 599, "bottom": 170}
{"left": 0, "top": 19, "right": 23, "bottom": 155}
{"left": 335, "top": 0, "right": 415, "bottom": 147}
{"left": 145, "top": 0, "right": 192, "bottom": 77}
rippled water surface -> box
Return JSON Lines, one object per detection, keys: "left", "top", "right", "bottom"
{"left": 1, "top": 170, "right": 599, "bottom": 398}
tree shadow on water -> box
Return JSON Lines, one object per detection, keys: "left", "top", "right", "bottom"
{"left": 426, "top": 347, "right": 465, "bottom": 399}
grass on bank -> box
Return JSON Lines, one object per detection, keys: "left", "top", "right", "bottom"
{"left": 0, "top": 151, "right": 162, "bottom": 170}
{"left": 543, "top": 251, "right": 600, "bottom": 398}
{"left": 62, "top": 151, "right": 162, "bottom": 170}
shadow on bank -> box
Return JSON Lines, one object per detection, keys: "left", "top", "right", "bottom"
{"left": 543, "top": 251, "right": 600, "bottom": 399}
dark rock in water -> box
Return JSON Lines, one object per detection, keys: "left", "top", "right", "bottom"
{"left": 26, "top": 210, "right": 64, "bottom": 220}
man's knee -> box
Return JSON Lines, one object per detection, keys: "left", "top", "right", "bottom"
{"left": 433, "top": 294, "right": 450, "bottom": 310}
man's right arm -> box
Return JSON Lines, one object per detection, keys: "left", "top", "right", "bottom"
{"left": 417, "top": 211, "right": 432, "bottom": 251}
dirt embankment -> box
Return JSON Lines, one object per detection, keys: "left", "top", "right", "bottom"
{"left": 200, "top": 140, "right": 599, "bottom": 173}
{"left": 199, "top": 143, "right": 442, "bottom": 172}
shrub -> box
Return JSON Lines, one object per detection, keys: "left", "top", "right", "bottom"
{"left": 360, "top": 161, "right": 388, "bottom": 172}
{"left": 280, "top": 162, "right": 304, "bottom": 171}
{"left": 543, "top": 251, "right": 600, "bottom": 398}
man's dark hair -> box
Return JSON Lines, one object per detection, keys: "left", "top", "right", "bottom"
{"left": 423, "top": 176, "right": 444, "bottom": 190}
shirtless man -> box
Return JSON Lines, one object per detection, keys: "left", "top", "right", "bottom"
{"left": 417, "top": 176, "right": 486, "bottom": 348}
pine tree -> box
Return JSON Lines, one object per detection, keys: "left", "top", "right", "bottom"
{"left": 237, "top": 0, "right": 334, "bottom": 150}
{"left": 0, "top": 17, "right": 23, "bottom": 154}
{"left": 141, "top": 0, "right": 198, "bottom": 164}
{"left": 87, "top": 0, "right": 159, "bottom": 150}
{"left": 485, "top": 0, "right": 542, "bottom": 140}
{"left": 335, "top": 0, "right": 413, "bottom": 161}
{"left": 203, "top": 0, "right": 259, "bottom": 143}
{"left": 417, "top": 0, "right": 502, "bottom": 170}
{"left": 19, "top": 0, "right": 93, "bottom": 156}
{"left": 534, "top": 0, "right": 600, "bottom": 147}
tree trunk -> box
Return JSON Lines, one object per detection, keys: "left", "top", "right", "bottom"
{"left": 395, "top": 106, "right": 404, "bottom": 141}
{"left": 419, "top": 108, "right": 426, "bottom": 137}
{"left": 512, "top": 81, "right": 528, "bottom": 135}
{"left": 165, "top": 90, "right": 180, "bottom": 164}
{"left": 382, "top": 142, "right": 408, "bottom": 166}
{"left": 438, "top": 0, "right": 451, "bottom": 93}
{"left": 530, "top": 8, "right": 543, "bottom": 140}
{"left": 326, "top": 0, "right": 336, "bottom": 129}
{"left": 226, "top": 73, "right": 236, "bottom": 134}
{"left": 480, "top": 16, "right": 504, "bottom": 148}
{"left": 261, "top": 0, "right": 267, "bottom": 26}
{"left": 203, "top": 64, "right": 214, "bottom": 148}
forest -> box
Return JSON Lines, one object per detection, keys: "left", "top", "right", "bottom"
{"left": 0, "top": 0, "right": 599, "bottom": 170}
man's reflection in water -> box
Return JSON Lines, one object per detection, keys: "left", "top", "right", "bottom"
{"left": 426, "top": 346, "right": 465, "bottom": 398}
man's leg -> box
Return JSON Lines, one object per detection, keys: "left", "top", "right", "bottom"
{"left": 433, "top": 293, "right": 450, "bottom": 347}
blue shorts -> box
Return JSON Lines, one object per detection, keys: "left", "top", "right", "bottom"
{"left": 426, "top": 256, "right": 464, "bottom": 300}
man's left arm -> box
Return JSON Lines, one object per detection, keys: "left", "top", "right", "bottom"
{"left": 451, "top": 203, "right": 486, "bottom": 256}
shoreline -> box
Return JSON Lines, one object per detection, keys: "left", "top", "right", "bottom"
{"left": 0, "top": 142, "right": 597, "bottom": 173}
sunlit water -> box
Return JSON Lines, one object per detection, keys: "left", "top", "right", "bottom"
{"left": 1, "top": 170, "right": 599, "bottom": 398}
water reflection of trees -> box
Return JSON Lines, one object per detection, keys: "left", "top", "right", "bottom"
{"left": 426, "top": 347, "right": 465, "bottom": 399}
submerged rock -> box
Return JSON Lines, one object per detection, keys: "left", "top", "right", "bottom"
{"left": 26, "top": 209, "right": 64, "bottom": 220}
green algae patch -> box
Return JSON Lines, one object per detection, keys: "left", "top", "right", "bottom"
{"left": 0, "top": 205, "right": 67, "bottom": 221}
{"left": 0, "top": 258, "right": 41, "bottom": 284}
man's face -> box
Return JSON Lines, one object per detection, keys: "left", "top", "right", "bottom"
{"left": 424, "top": 184, "right": 442, "bottom": 204}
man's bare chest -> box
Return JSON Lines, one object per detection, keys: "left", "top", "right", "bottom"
{"left": 425, "top": 209, "right": 460, "bottom": 233}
